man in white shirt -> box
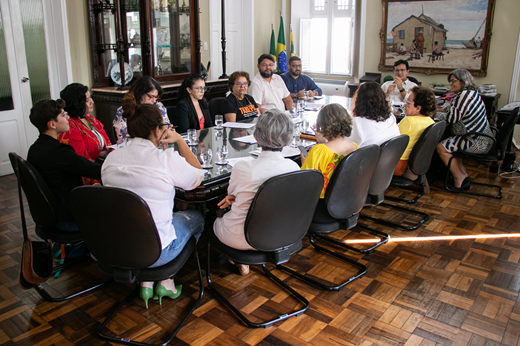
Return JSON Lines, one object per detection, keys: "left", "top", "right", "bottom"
{"left": 248, "top": 53, "right": 293, "bottom": 113}
{"left": 381, "top": 59, "right": 417, "bottom": 104}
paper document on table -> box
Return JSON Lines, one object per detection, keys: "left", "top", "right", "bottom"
{"left": 233, "top": 134, "right": 257, "bottom": 144}
{"left": 222, "top": 122, "right": 256, "bottom": 129}
{"left": 227, "top": 157, "right": 255, "bottom": 167}
{"left": 250, "top": 146, "right": 300, "bottom": 158}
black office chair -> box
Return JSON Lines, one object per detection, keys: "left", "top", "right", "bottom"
{"left": 209, "top": 97, "right": 226, "bottom": 123}
{"left": 408, "top": 76, "right": 420, "bottom": 85}
{"left": 278, "top": 145, "right": 380, "bottom": 291}
{"left": 365, "top": 122, "right": 446, "bottom": 231}
{"left": 8, "top": 152, "right": 109, "bottom": 302}
{"left": 206, "top": 170, "right": 323, "bottom": 328}
{"left": 444, "top": 107, "right": 520, "bottom": 199}
{"left": 357, "top": 135, "right": 409, "bottom": 241}
{"left": 70, "top": 186, "right": 204, "bottom": 346}
{"left": 166, "top": 105, "right": 176, "bottom": 125}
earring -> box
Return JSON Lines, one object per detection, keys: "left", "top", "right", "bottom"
{"left": 52, "top": 126, "right": 56, "bottom": 129}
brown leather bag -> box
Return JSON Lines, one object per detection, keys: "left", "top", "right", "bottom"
{"left": 19, "top": 239, "right": 53, "bottom": 289}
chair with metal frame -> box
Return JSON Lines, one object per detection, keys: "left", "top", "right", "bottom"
{"left": 206, "top": 170, "right": 323, "bottom": 328}
{"left": 9, "top": 152, "right": 109, "bottom": 302}
{"left": 367, "top": 121, "right": 446, "bottom": 231}
{"left": 444, "top": 107, "right": 520, "bottom": 199}
{"left": 70, "top": 185, "right": 204, "bottom": 346}
{"left": 277, "top": 145, "right": 380, "bottom": 291}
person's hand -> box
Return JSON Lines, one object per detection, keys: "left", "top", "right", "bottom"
{"left": 388, "top": 84, "right": 396, "bottom": 93}
{"left": 308, "top": 90, "right": 315, "bottom": 97}
{"left": 159, "top": 127, "right": 183, "bottom": 146}
{"left": 218, "top": 195, "right": 236, "bottom": 209}
{"left": 394, "top": 77, "right": 403, "bottom": 90}
{"left": 296, "top": 89, "right": 305, "bottom": 98}
{"left": 300, "top": 152, "right": 306, "bottom": 165}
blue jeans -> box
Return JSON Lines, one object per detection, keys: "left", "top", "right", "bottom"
{"left": 149, "top": 210, "right": 204, "bottom": 268}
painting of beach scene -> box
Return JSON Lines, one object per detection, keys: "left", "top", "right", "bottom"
{"left": 379, "top": 0, "right": 496, "bottom": 76}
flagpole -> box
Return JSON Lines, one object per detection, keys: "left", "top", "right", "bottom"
{"left": 219, "top": 0, "right": 228, "bottom": 79}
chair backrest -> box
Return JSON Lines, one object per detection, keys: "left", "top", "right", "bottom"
{"left": 367, "top": 135, "right": 410, "bottom": 201}
{"left": 166, "top": 106, "right": 176, "bottom": 125}
{"left": 70, "top": 186, "right": 162, "bottom": 269}
{"left": 325, "top": 145, "right": 380, "bottom": 219}
{"left": 209, "top": 97, "right": 225, "bottom": 123}
{"left": 408, "top": 121, "right": 446, "bottom": 176}
{"left": 408, "top": 76, "right": 420, "bottom": 85}
{"left": 8, "top": 152, "right": 58, "bottom": 229}
{"left": 244, "top": 170, "right": 323, "bottom": 252}
{"left": 495, "top": 107, "right": 520, "bottom": 159}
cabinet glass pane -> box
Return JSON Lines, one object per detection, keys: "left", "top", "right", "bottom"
{"left": 0, "top": 6, "right": 14, "bottom": 111}
{"left": 125, "top": 1, "right": 142, "bottom": 79}
{"left": 100, "top": 0, "right": 117, "bottom": 78}
{"left": 151, "top": 0, "right": 191, "bottom": 76}
{"left": 20, "top": 0, "right": 50, "bottom": 103}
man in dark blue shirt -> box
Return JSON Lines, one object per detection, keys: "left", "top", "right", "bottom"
{"left": 280, "top": 56, "right": 322, "bottom": 100}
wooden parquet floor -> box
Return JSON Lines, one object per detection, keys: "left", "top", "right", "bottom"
{"left": 1, "top": 160, "right": 520, "bottom": 346}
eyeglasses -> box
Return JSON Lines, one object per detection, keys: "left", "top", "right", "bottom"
{"left": 448, "top": 79, "right": 459, "bottom": 84}
{"left": 394, "top": 69, "right": 407, "bottom": 73}
{"left": 290, "top": 64, "right": 302, "bottom": 68}
{"left": 260, "top": 63, "right": 275, "bottom": 68}
{"left": 235, "top": 82, "right": 248, "bottom": 87}
{"left": 146, "top": 92, "right": 160, "bottom": 101}
{"left": 192, "top": 86, "right": 207, "bottom": 92}
{"left": 160, "top": 122, "right": 170, "bottom": 127}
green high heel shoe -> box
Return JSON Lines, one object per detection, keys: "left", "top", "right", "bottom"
{"left": 140, "top": 286, "right": 154, "bottom": 309}
{"left": 155, "top": 284, "right": 182, "bottom": 305}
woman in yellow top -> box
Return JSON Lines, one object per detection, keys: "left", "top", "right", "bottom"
{"left": 393, "top": 86, "right": 436, "bottom": 179}
{"left": 301, "top": 103, "right": 358, "bottom": 198}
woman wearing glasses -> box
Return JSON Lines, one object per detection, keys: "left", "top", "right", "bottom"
{"left": 102, "top": 93, "right": 204, "bottom": 308}
{"left": 436, "top": 69, "right": 493, "bottom": 190}
{"left": 221, "top": 71, "right": 259, "bottom": 122}
{"left": 173, "top": 73, "right": 212, "bottom": 133}
{"left": 113, "top": 76, "right": 169, "bottom": 140}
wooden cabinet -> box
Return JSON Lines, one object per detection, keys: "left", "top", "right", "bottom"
{"left": 87, "top": 0, "right": 201, "bottom": 88}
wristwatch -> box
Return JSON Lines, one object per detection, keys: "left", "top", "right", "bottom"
{"left": 399, "top": 88, "right": 405, "bottom": 93}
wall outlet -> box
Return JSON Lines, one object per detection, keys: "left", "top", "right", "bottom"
{"left": 204, "top": 42, "right": 208, "bottom": 51}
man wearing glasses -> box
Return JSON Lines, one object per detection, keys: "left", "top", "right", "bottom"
{"left": 381, "top": 60, "right": 417, "bottom": 104}
{"left": 249, "top": 54, "right": 293, "bottom": 113}
{"left": 281, "top": 56, "right": 322, "bottom": 100}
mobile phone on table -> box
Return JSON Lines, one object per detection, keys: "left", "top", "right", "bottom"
{"left": 298, "top": 145, "right": 308, "bottom": 157}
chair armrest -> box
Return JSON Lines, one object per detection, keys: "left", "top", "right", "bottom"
{"left": 456, "top": 131, "right": 496, "bottom": 152}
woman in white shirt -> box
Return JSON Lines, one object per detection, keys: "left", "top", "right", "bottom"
{"left": 102, "top": 93, "right": 205, "bottom": 309}
{"left": 213, "top": 110, "right": 299, "bottom": 275}
{"left": 347, "top": 81, "right": 400, "bottom": 147}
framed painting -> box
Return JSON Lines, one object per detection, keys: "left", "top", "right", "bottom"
{"left": 378, "top": 0, "right": 496, "bottom": 76}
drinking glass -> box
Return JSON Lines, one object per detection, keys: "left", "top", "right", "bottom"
{"left": 304, "top": 90, "right": 309, "bottom": 99}
{"left": 199, "top": 148, "right": 213, "bottom": 169}
{"left": 216, "top": 145, "right": 229, "bottom": 165}
{"left": 215, "top": 114, "right": 223, "bottom": 129}
{"left": 187, "top": 129, "right": 197, "bottom": 145}
{"left": 291, "top": 123, "right": 300, "bottom": 148}
{"left": 301, "top": 119, "right": 310, "bottom": 134}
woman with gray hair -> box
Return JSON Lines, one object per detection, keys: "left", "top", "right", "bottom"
{"left": 213, "top": 109, "right": 299, "bottom": 275}
{"left": 436, "top": 69, "right": 493, "bottom": 191}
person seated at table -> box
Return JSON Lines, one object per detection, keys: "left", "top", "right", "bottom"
{"left": 102, "top": 93, "right": 205, "bottom": 308}
{"left": 214, "top": 110, "right": 299, "bottom": 275}
{"left": 248, "top": 53, "right": 293, "bottom": 113}
{"left": 58, "top": 83, "right": 110, "bottom": 185}
{"left": 347, "top": 81, "right": 400, "bottom": 147}
{"left": 281, "top": 56, "right": 322, "bottom": 100}
{"left": 393, "top": 86, "right": 436, "bottom": 179}
{"left": 301, "top": 103, "right": 357, "bottom": 199}
{"left": 381, "top": 60, "right": 417, "bottom": 104}
{"left": 436, "top": 69, "right": 494, "bottom": 190}
{"left": 113, "top": 76, "right": 169, "bottom": 140}
{"left": 221, "top": 71, "right": 259, "bottom": 122}
{"left": 27, "top": 99, "right": 102, "bottom": 232}
{"left": 173, "top": 73, "right": 212, "bottom": 134}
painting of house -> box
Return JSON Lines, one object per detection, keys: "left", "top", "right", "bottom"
{"left": 391, "top": 14, "right": 447, "bottom": 56}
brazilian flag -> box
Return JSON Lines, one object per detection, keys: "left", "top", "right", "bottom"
{"left": 270, "top": 26, "right": 277, "bottom": 64}
{"left": 276, "top": 15, "right": 287, "bottom": 72}
{"left": 290, "top": 27, "right": 295, "bottom": 57}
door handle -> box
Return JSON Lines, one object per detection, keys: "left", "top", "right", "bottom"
{"left": 21, "top": 77, "right": 29, "bottom": 83}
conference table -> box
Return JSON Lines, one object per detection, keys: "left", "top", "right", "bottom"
{"left": 174, "top": 95, "right": 352, "bottom": 204}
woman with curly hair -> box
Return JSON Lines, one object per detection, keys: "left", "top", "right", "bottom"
{"left": 394, "top": 86, "right": 436, "bottom": 179}
{"left": 173, "top": 73, "right": 212, "bottom": 133}
{"left": 58, "top": 83, "right": 111, "bottom": 184}
{"left": 347, "top": 81, "right": 400, "bottom": 147}
{"left": 113, "top": 76, "right": 169, "bottom": 140}
{"left": 301, "top": 103, "right": 358, "bottom": 199}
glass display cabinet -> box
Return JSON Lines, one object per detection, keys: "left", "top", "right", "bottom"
{"left": 87, "top": 0, "right": 201, "bottom": 88}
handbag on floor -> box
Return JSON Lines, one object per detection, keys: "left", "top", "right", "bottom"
{"left": 19, "top": 239, "right": 53, "bottom": 288}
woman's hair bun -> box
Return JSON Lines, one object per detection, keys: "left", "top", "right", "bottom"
{"left": 122, "top": 92, "right": 137, "bottom": 120}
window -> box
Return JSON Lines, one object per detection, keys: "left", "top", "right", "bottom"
{"left": 300, "top": 0, "right": 356, "bottom": 76}
{"left": 399, "top": 30, "right": 405, "bottom": 39}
